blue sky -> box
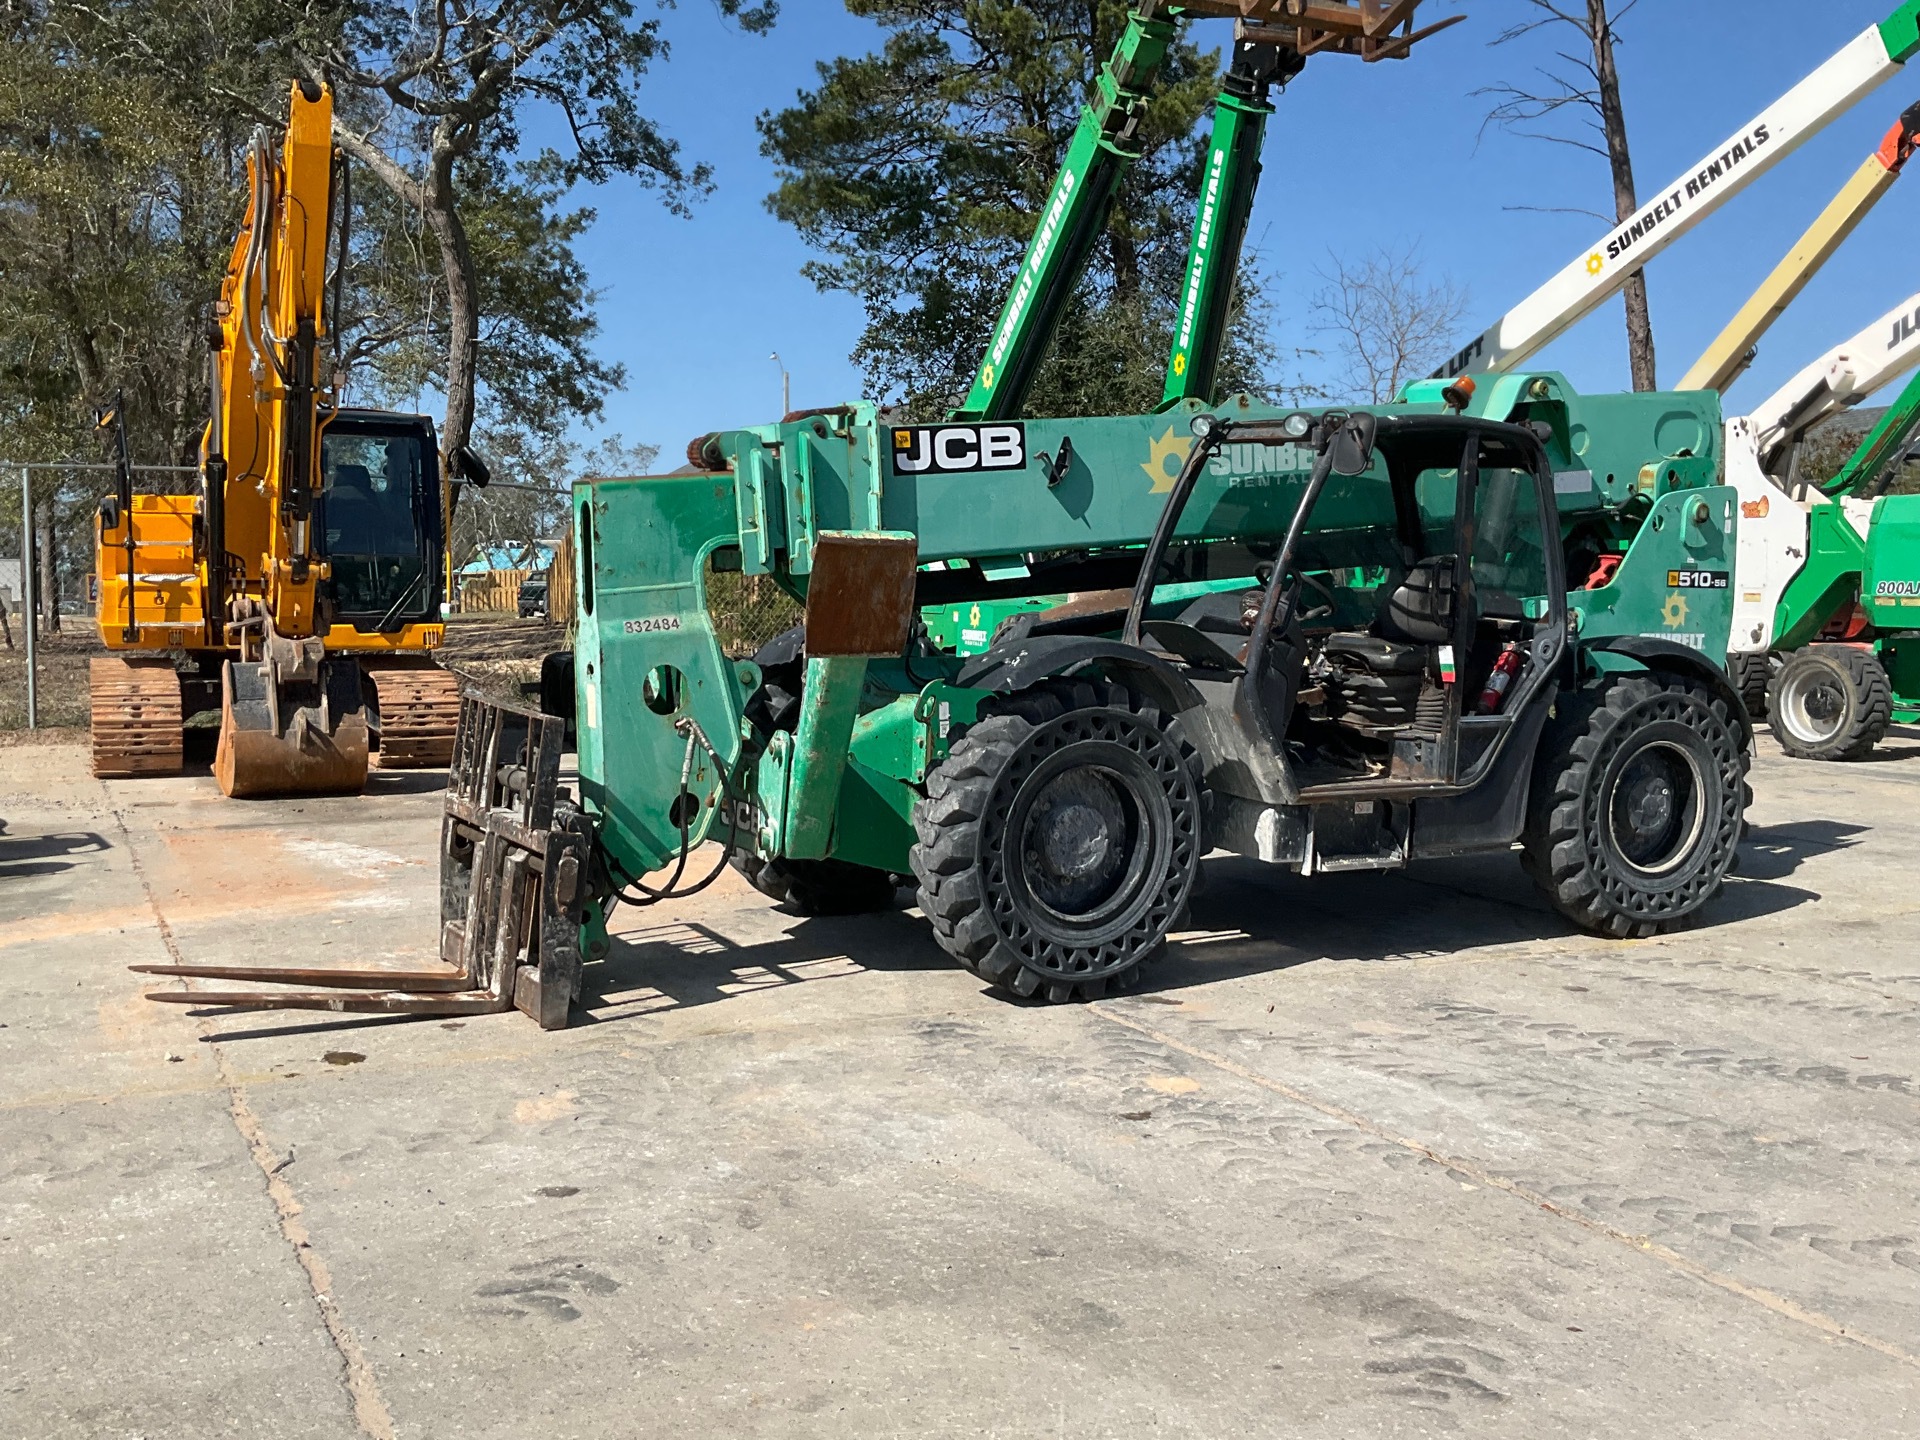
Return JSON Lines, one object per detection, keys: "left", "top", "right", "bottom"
{"left": 553, "top": 0, "right": 1920, "bottom": 455}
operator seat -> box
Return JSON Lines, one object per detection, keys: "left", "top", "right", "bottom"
{"left": 323, "top": 464, "right": 381, "bottom": 555}
{"left": 1321, "top": 556, "right": 1465, "bottom": 733}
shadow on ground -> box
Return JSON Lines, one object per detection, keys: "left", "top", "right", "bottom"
{"left": 0, "top": 827, "right": 110, "bottom": 880}
{"left": 569, "top": 836, "right": 1826, "bottom": 1015}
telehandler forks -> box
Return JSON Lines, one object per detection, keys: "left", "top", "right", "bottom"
{"left": 134, "top": 697, "right": 589, "bottom": 1027}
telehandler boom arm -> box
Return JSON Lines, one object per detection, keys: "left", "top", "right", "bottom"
{"left": 1158, "top": 41, "right": 1298, "bottom": 409}
{"left": 956, "top": 0, "right": 1459, "bottom": 422}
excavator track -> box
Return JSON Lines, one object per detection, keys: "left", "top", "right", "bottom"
{"left": 366, "top": 662, "right": 463, "bottom": 769}
{"left": 89, "top": 657, "right": 184, "bottom": 778}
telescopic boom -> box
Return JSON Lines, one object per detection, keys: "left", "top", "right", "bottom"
{"left": 1436, "top": 3, "right": 1920, "bottom": 382}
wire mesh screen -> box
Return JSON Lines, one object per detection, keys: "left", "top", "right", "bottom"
{"left": 705, "top": 562, "right": 803, "bottom": 660}
{"left": 4, "top": 463, "right": 198, "bottom": 731}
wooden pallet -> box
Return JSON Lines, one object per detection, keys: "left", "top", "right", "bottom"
{"left": 367, "top": 663, "right": 464, "bottom": 769}
{"left": 90, "top": 657, "right": 184, "bottom": 778}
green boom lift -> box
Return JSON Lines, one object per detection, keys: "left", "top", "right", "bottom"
{"left": 140, "top": 3, "right": 1755, "bottom": 1030}
{"left": 1753, "top": 366, "right": 1920, "bottom": 761}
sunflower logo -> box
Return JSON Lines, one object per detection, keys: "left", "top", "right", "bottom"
{"left": 1662, "top": 592, "right": 1689, "bottom": 628}
{"left": 1586, "top": 252, "right": 1605, "bottom": 277}
{"left": 1172, "top": 352, "right": 1188, "bottom": 377}
{"left": 1142, "top": 426, "right": 1194, "bottom": 493}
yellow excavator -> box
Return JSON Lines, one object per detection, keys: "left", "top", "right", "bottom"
{"left": 90, "top": 81, "right": 475, "bottom": 795}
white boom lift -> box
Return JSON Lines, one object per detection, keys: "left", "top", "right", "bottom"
{"left": 1436, "top": 2, "right": 1920, "bottom": 381}
{"left": 1678, "top": 101, "right": 1920, "bottom": 393}
{"left": 1724, "top": 290, "right": 1920, "bottom": 660}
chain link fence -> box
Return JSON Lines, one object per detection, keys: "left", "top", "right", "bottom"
{"left": 3, "top": 461, "right": 198, "bottom": 730}
{"left": 705, "top": 562, "right": 803, "bottom": 660}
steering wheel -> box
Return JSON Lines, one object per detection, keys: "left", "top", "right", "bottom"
{"left": 1274, "top": 569, "right": 1339, "bottom": 627}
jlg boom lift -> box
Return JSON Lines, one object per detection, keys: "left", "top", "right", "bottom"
{"left": 1714, "top": 301, "right": 1920, "bottom": 761}
{"left": 89, "top": 81, "right": 471, "bottom": 795}
{"left": 143, "top": 2, "right": 1753, "bottom": 1032}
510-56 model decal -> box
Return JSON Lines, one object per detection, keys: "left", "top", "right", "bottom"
{"left": 1666, "top": 569, "right": 1730, "bottom": 590}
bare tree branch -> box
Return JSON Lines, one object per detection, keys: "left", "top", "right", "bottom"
{"left": 1478, "top": 0, "right": 1657, "bottom": 389}
{"left": 1309, "top": 245, "right": 1469, "bottom": 405}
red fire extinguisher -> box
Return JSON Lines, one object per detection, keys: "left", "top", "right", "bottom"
{"left": 1477, "top": 643, "right": 1524, "bottom": 715}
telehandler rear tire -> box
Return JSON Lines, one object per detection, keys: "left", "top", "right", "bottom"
{"left": 731, "top": 855, "right": 900, "bottom": 916}
{"left": 910, "top": 680, "right": 1201, "bottom": 1003}
{"left": 1766, "top": 645, "right": 1891, "bottom": 762}
{"left": 1523, "top": 672, "right": 1747, "bottom": 939}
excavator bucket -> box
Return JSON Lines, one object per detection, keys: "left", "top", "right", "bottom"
{"left": 214, "top": 656, "right": 370, "bottom": 798}
{"left": 137, "top": 694, "right": 590, "bottom": 1028}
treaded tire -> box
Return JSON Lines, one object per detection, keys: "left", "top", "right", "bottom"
{"left": 731, "top": 854, "right": 900, "bottom": 916}
{"left": 910, "top": 680, "right": 1202, "bottom": 1002}
{"left": 1766, "top": 645, "right": 1891, "bottom": 762}
{"left": 1523, "top": 672, "right": 1748, "bottom": 939}
{"left": 1727, "top": 652, "right": 1771, "bottom": 723}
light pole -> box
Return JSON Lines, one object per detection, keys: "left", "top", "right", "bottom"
{"left": 770, "top": 352, "right": 790, "bottom": 418}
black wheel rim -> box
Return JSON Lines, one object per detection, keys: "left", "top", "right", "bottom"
{"left": 1605, "top": 740, "right": 1704, "bottom": 877}
{"left": 981, "top": 709, "right": 1198, "bottom": 982}
{"left": 1015, "top": 756, "right": 1156, "bottom": 929}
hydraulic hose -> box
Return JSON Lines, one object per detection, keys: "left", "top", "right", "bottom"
{"left": 605, "top": 716, "right": 746, "bottom": 907}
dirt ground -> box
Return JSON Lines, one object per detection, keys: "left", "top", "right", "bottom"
{"left": 0, "top": 613, "right": 564, "bottom": 734}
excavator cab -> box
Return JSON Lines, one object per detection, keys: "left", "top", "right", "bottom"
{"left": 318, "top": 411, "right": 445, "bottom": 631}
{"left": 213, "top": 410, "right": 454, "bottom": 797}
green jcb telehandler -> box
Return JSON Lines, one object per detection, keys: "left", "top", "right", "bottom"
{"left": 134, "top": 1, "right": 1751, "bottom": 1028}
{"left": 138, "top": 377, "right": 1751, "bottom": 1025}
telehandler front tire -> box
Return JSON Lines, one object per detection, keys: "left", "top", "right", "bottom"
{"left": 1524, "top": 672, "right": 1747, "bottom": 939}
{"left": 1766, "top": 645, "right": 1891, "bottom": 762}
{"left": 910, "top": 681, "right": 1201, "bottom": 1003}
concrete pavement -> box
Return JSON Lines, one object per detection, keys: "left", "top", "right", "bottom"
{"left": 3, "top": 732, "right": 1918, "bottom": 1437}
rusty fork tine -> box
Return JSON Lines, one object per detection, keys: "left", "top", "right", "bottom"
{"left": 130, "top": 964, "right": 475, "bottom": 992}
{"left": 142, "top": 989, "right": 514, "bottom": 1015}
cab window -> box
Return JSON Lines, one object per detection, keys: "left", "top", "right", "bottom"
{"left": 1468, "top": 450, "right": 1551, "bottom": 619}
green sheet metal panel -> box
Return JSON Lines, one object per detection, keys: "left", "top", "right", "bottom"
{"left": 572, "top": 474, "right": 755, "bottom": 875}
{"left": 1863, "top": 494, "right": 1920, "bottom": 627}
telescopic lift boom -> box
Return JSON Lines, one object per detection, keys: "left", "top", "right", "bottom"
{"left": 953, "top": 0, "right": 1462, "bottom": 424}
{"left": 1678, "top": 101, "right": 1920, "bottom": 393}
{"left": 1435, "top": 2, "right": 1920, "bottom": 382}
